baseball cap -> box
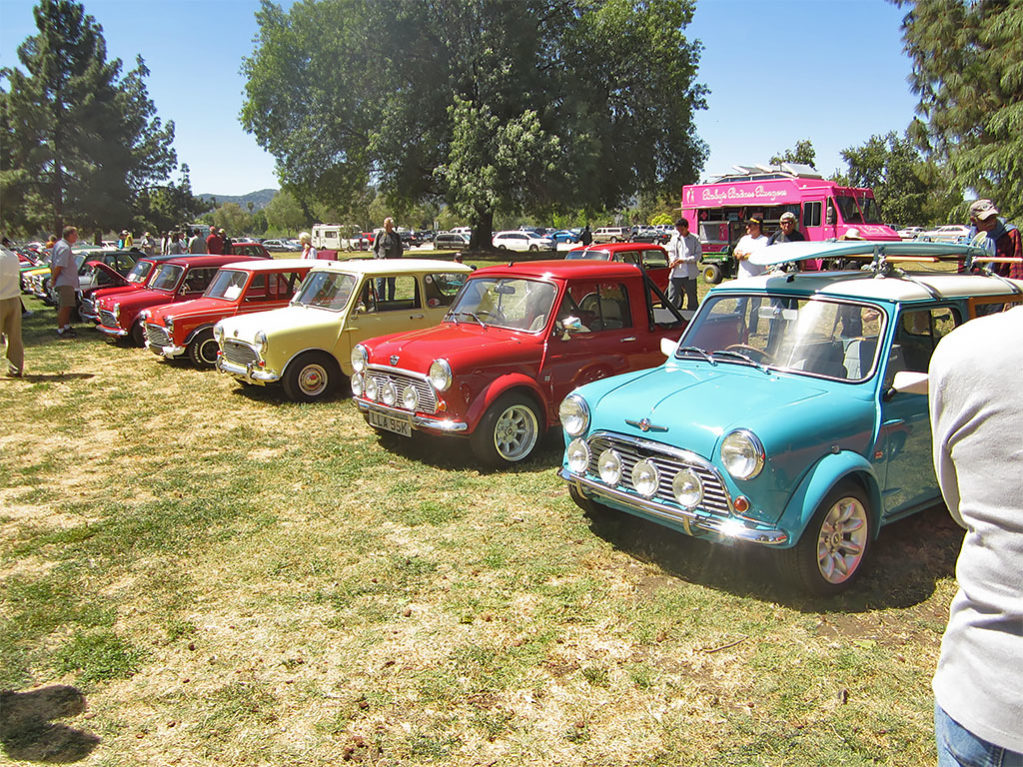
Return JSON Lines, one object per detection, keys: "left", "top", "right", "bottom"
{"left": 969, "top": 199, "right": 999, "bottom": 220}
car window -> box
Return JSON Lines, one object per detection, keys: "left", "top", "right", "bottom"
{"left": 642, "top": 249, "right": 668, "bottom": 268}
{"left": 267, "top": 270, "right": 305, "bottom": 299}
{"left": 424, "top": 272, "right": 468, "bottom": 308}
{"left": 357, "top": 274, "right": 420, "bottom": 312}
{"left": 183, "top": 267, "right": 218, "bottom": 294}
{"left": 883, "top": 306, "right": 961, "bottom": 381}
{"left": 244, "top": 274, "right": 267, "bottom": 300}
{"left": 293, "top": 271, "right": 357, "bottom": 311}
{"left": 560, "top": 281, "right": 631, "bottom": 333}
{"left": 206, "top": 269, "right": 249, "bottom": 300}
{"left": 150, "top": 264, "right": 185, "bottom": 291}
{"left": 448, "top": 277, "right": 556, "bottom": 331}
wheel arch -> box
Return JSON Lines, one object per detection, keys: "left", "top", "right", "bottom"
{"left": 282, "top": 347, "right": 344, "bottom": 380}
{"left": 464, "top": 374, "right": 548, "bottom": 435}
{"left": 183, "top": 322, "right": 216, "bottom": 345}
{"left": 776, "top": 452, "right": 884, "bottom": 548}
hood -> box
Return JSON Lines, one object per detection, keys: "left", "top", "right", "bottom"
{"left": 148, "top": 295, "right": 231, "bottom": 324}
{"left": 217, "top": 303, "right": 345, "bottom": 344}
{"left": 365, "top": 322, "right": 540, "bottom": 373}
{"left": 97, "top": 286, "right": 174, "bottom": 312}
{"left": 581, "top": 360, "right": 875, "bottom": 460}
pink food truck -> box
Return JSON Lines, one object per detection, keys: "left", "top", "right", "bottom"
{"left": 681, "top": 164, "right": 900, "bottom": 282}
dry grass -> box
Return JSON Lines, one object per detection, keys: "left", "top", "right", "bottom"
{"left": 0, "top": 281, "right": 958, "bottom": 766}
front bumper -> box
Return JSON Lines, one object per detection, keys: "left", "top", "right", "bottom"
{"left": 96, "top": 323, "right": 128, "bottom": 338}
{"left": 145, "top": 340, "right": 186, "bottom": 358}
{"left": 560, "top": 469, "right": 789, "bottom": 546}
{"left": 216, "top": 355, "right": 280, "bottom": 384}
{"left": 354, "top": 399, "right": 469, "bottom": 433}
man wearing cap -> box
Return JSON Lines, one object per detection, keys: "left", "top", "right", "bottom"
{"left": 768, "top": 211, "right": 816, "bottom": 271}
{"left": 968, "top": 199, "right": 1021, "bottom": 279}
{"left": 666, "top": 217, "right": 700, "bottom": 310}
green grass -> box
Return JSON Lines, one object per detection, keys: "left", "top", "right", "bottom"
{"left": 0, "top": 290, "right": 961, "bottom": 765}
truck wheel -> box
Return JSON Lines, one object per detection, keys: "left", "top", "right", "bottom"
{"left": 780, "top": 480, "right": 873, "bottom": 596}
{"left": 282, "top": 351, "right": 341, "bottom": 403}
{"left": 470, "top": 393, "right": 543, "bottom": 466}
{"left": 702, "top": 264, "right": 723, "bottom": 284}
{"left": 187, "top": 329, "right": 219, "bottom": 369}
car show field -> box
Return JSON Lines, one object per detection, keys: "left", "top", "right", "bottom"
{"left": 0, "top": 246, "right": 975, "bottom": 766}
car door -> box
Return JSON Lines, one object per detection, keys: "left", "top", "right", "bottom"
{"left": 341, "top": 274, "right": 426, "bottom": 363}
{"left": 878, "top": 305, "right": 960, "bottom": 515}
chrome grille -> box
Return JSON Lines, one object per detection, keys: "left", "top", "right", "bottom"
{"left": 80, "top": 298, "right": 96, "bottom": 318}
{"left": 365, "top": 367, "right": 437, "bottom": 413}
{"left": 221, "top": 339, "right": 258, "bottom": 367}
{"left": 586, "top": 432, "right": 732, "bottom": 516}
{"left": 98, "top": 309, "right": 117, "bottom": 327}
{"left": 145, "top": 323, "right": 170, "bottom": 347}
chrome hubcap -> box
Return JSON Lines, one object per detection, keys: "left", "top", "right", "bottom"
{"left": 298, "top": 364, "right": 328, "bottom": 396}
{"left": 493, "top": 405, "right": 538, "bottom": 461}
{"left": 816, "top": 496, "right": 868, "bottom": 584}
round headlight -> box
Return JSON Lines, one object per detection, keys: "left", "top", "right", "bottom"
{"left": 672, "top": 468, "right": 703, "bottom": 509}
{"left": 566, "top": 438, "right": 590, "bottom": 473}
{"left": 113, "top": 303, "right": 121, "bottom": 319}
{"left": 213, "top": 322, "right": 224, "bottom": 343}
{"left": 350, "top": 372, "right": 363, "bottom": 397}
{"left": 428, "top": 359, "right": 452, "bottom": 392}
{"left": 165, "top": 316, "right": 174, "bottom": 333}
{"left": 365, "top": 375, "right": 378, "bottom": 401}
{"left": 631, "top": 459, "right": 660, "bottom": 498}
{"left": 402, "top": 385, "right": 419, "bottom": 411}
{"left": 254, "top": 330, "right": 268, "bottom": 353}
{"left": 598, "top": 449, "right": 622, "bottom": 485}
{"left": 139, "top": 309, "right": 150, "bottom": 321}
{"left": 381, "top": 379, "right": 397, "bottom": 406}
{"left": 351, "top": 344, "right": 368, "bottom": 373}
{"left": 720, "top": 430, "right": 765, "bottom": 480}
{"left": 559, "top": 394, "right": 590, "bottom": 437}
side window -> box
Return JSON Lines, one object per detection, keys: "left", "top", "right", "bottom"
{"left": 885, "top": 306, "right": 962, "bottom": 381}
{"left": 564, "top": 281, "right": 631, "bottom": 332}
{"left": 642, "top": 249, "right": 668, "bottom": 269}
{"left": 183, "top": 267, "right": 216, "bottom": 294}
{"left": 423, "top": 272, "right": 467, "bottom": 308}
{"left": 244, "top": 274, "right": 267, "bottom": 300}
{"left": 802, "top": 201, "right": 822, "bottom": 228}
{"left": 368, "top": 274, "right": 421, "bottom": 311}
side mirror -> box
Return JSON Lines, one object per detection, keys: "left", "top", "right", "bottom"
{"left": 559, "top": 315, "right": 583, "bottom": 341}
{"left": 660, "top": 337, "right": 679, "bottom": 357}
{"left": 888, "top": 370, "right": 929, "bottom": 398}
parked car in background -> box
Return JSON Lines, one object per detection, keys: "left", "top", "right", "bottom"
{"left": 559, "top": 240, "right": 1023, "bottom": 594}
{"left": 225, "top": 240, "right": 272, "bottom": 259}
{"left": 215, "top": 259, "right": 472, "bottom": 402}
{"left": 79, "top": 254, "right": 185, "bottom": 322}
{"left": 433, "top": 232, "right": 470, "bottom": 250}
{"left": 550, "top": 230, "right": 580, "bottom": 245}
{"left": 630, "top": 226, "right": 671, "bottom": 245}
{"left": 564, "top": 242, "right": 672, "bottom": 294}
{"left": 351, "top": 260, "right": 687, "bottom": 466}
{"left": 144, "top": 259, "right": 312, "bottom": 368}
{"left": 916, "top": 225, "right": 972, "bottom": 244}
{"left": 493, "top": 230, "right": 554, "bottom": 252}
{"left": 896, "top": 226, "right": 923, "bottom": 240}
{"left": 261, "top": 239, "right": 294, "bottom": 252}
{"left": 592, "top": 226, "right": 630, "bottom": 243}
{"left": 94, "top": 255, "right": 262, "bottom": 346}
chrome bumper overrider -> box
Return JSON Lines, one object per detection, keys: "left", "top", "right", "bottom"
{"left": 560, "top": 469, "right": 789, "bottom": 546}
{"left": 216, "top": 356, "right": 279, "bottom": 383}
{"left": 96, "top": 324, "right": 127, "bottom": 337}
{"left": 145, "top": 340, "right": 185, "bottom": 358}
{"left": 354, "top": 399, "right": 468, "bottom": 433}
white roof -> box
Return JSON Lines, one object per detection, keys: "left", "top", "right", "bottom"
{"left": 222, "top": 258, "right": 312, "bottom": 271}
{"left": 308, "top": 258, "right": 472, "bottom": 276}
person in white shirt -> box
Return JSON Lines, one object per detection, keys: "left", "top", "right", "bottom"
{"left": 50, "top": 225, "right": 80, "bottom": 337}
{"left": 733, "top": 217, "right": 769, "bottom": 280}
{"left": 667, "top": 217, "right": 701, "bottom": 310}
{"left": 0, "top": 243, "right": 24, "bottom": 375}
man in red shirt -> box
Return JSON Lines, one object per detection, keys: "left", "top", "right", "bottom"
{"left": 206, "top": 225, "right": 224, "bottom": 255}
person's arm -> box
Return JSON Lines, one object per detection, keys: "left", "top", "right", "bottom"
{"left": 928, "top": 341, "right": 966, "bottom": 529}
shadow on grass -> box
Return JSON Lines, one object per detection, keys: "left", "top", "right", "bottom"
{"left": 2, "top": 373, "right": 95, "bottom": 383}
{"left": 582, "top": 499, "right": 962, "bottom": 612}
{"left": 0, "top": 685, "right": 99, "bottom": 763}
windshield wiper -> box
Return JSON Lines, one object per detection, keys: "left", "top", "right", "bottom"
{"left": 450, "top": 310, "right": 486, "bottom": 327}
{"left": 675, "top": 345, "right": 715, "bottom": 363}
{"left": 710, "top": 349, "right": 768, "bottom": 372}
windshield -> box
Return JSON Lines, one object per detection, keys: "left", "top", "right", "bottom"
{"left": 127, "top": 260, "right": 154, "bottom": 284}
{"left": 676, "top": 294, "right": 886, "bottom": 382}
{"left": 835, "top": 195, "right": 884, "bottom": 225}
{"left": 205, "top": 269, "right": 248, "bottom": 300}
{"left": 565, "top": 249, "right": 611, "bottom": 261}
{"left": 292, "top": 271, "right": 357, "bottom": 310}
{"left": 446, "top": 277, "right": 557, "bottom": 332}
{"left": 149, "top": 264, "right": 184, "bottom": 292}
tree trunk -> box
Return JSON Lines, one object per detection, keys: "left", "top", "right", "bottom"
{"left": 469, "top": 210, "right": 495, "bottom": 251}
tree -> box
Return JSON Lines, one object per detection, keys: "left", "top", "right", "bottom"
{"left": 892, "top": 0, "right": 1023, "bottom": 219}
{"left": 212, "top": 203, "right": 252, "bottom": 236}
{"left": 840, "top": 132, "right": 930, "bottom": 225}
{"left": 263, "top": 189, "right": 307, "bottom": 234}
{"left": 770, "top": 139, "right": 817, "bottom": 168}
{"left": 133, "top": 165, "right": 212, "bottom": 235}
{"left": 242, "top": 0, "right": 707, "bottom": 248}
{"left": 0, "top": 0, "right": 176, "bottom": 237}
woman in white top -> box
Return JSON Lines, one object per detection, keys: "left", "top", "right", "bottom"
{"left": 299, "top": 232, "right": 318, "bottom": 260}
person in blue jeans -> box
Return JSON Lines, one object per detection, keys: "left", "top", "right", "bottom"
{"left": 929, "top": 306, "right": 1023, "bottom": 767}
{"left": 372, "top": 217, "right": 404, "bottom": 300}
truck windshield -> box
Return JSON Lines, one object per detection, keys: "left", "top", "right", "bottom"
{"left": 676, "top": 294, "right": 887, "bottom": 382}
{"left": 446, "top": 277, "right": 557, "bottom": 331}
{"left": 835, "top": 195, "right": 884, "bottom": 225}
{"left": 292, "top": 271, "right": 357, "bottom": 311}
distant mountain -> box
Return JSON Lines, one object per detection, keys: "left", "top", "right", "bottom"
{"left": 198, "top": 189, "right": 278, "bottom": 211}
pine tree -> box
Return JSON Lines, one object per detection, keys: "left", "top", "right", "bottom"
{"left": 0, "top": 0, "right": 176, "bottom": 236}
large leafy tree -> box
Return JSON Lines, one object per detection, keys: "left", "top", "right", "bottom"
{"left": 770, "top": 139, "right": 817, "bottom": 169}
{"left": 892, "top": 0, "right": 1023, "bottom": 219}
{"left": 242, "top": 0, "right": 707, "bottom": 247}
{"left": 133, "top": 165, "right": 212, "bottom": 236}
{"left": 0, "top": 0, "right": 176, "bottom": 236}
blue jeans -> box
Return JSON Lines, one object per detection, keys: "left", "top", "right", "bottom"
{"left": 936, "top": 703, "right": 1023, "bottom": 767}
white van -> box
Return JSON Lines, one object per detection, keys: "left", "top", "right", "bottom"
{"left": 312, "top": 224, "right": 364, "bottom": 251}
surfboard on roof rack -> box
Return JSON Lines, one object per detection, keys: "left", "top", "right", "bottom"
{"left": 747, "top": 240, "right": 989, "bottom": 268}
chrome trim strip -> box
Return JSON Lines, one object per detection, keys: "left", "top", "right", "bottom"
{"left": 355, "top": 400, "right": 468, "bottom": 432}
{"left": 561, "top": 469, "right": 788, "bottom": 546}
{"left": 365, "top": 362, "right": 431, "bottom": 383}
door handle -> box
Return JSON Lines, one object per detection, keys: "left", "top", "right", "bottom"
{"left": 410, "top": 313, "right": 424, "bottom": 320}
{"left": 621, "top": 336, "right": 637, "bottom": 342}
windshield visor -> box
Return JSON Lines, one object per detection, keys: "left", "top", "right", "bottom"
{"left": 677, "top": 295, "right": 886, "bottom": 381}
{"left": 447, "top": 277, "right": 557, "bottom": 331}
{"left": 292, "top": 271, "right": 357, "bottom": 311}
{"left": 149, "top": 264, "right": 184, "bottom": 292}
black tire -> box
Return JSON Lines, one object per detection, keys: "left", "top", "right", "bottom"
{"left": 282, "top": 351, "right": 341, "bottom": 403}
{"left": 702, "top": 263, "right": 723, "bottom": 284}
{"left": 528, "top": 245, "right": 538, "bottom": 252}
{"left": 779, "top": 480, "right": 873, "bottom": 596}
{"left": 187, "top": 329, "right": 219, "bottom": 369}
{"left": 130, "top": 320, "right": 146, "bottom": 347}
{"left": 498, "top": 244, "right": 507, "bottom": 250}
{"left": 469, "top": 392, "right": 543, "bottom": 466}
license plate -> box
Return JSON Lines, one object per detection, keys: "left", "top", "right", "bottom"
{"left": 368, "top": 409, "right": 412, "bottom": 438}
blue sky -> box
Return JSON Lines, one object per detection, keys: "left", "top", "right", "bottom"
{"left": 0, "top": 0, "right": 919, "bottom": 197}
